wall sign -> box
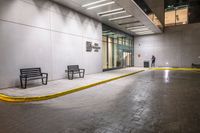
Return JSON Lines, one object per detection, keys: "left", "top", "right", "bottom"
{"left": 93, "top": 43, "right": 101, "bottom": 52}
{"left": 86, "top": 41, "right": 101, "bottom": 52}
{"left": 86, "top": 41, "right": 92, "bottom": 52}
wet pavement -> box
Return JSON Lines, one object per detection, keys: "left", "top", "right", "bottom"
{"left": 0, "top": 70, "right": 200, "bottom": 133}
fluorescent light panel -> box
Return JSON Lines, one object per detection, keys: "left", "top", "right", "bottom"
{"left": 82, "top": 0, "right": 108, "bottom": 7}
{"left": 100, "top": 10, "right": 126, "bottom": 17}
{"left": 130, "top": 28, "right": 149, "bottom": 32}
{"left": 136, "top": 31, "right": 154, "bottom": 34}
{"left": 98, "top": 8, "right": 123, "bottom": 15}
{"left": 109, "top": 15, "right": 132, "bottom": 21}
{"left": 87, "top": 1, "right": 115, "bottom": 10}
{"left": 136, "top": 33, "right": 153, "bottom": 35}
{"left": 127, "top": 26, "right": 146, "bottom": 30}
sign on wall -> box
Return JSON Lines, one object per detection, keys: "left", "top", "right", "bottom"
{"left": 86, "top": 41, "right": 92, "bottom": 52}
{"left": 86, "top": 41, "right": 101, "bottom": 52}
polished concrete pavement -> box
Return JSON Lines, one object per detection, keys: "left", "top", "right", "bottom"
{"left": 0, "top": 70, "right": 200, "bottom": 133}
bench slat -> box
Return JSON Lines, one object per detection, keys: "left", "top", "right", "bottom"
{"left": 20, "top": 68, "right": 42, "bottom": 77}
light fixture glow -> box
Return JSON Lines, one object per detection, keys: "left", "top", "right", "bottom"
{"left": 136, "top": 31, "right": 154, "bottom": 34}
{"left": 135, "top": 30, "right": 154, "bottom": 33}
{"left": 109, "top": 15, "right": 132, "bottom": 21}
{"left": 82, "top": 0, "right": 108, "bottom": 7}
{"left": 100, "top": 10, "right": 126, "bottom": 17}
{"left": 87, "top": 1, "right": 115, "bottom": 10}
{"left": 130, "top": 28, "right": 149, "bottom": 32}
{"left": 127, "top": 26, "right": 146, "bottom": 30}
{"left": 98, "top": 8, "right": 123, "bottom": 15}
{"left": 135, "top": 31, "right": 154, "bottom": 35}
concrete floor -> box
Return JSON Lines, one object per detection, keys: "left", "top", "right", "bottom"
{"left": 0, "top": 70, "right": 200, "bottom": 133}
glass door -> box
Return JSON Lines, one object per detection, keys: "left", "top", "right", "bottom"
{"left": 123, "top": 51, "right": 132, "bottom": 67}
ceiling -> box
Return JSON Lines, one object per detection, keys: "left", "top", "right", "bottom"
{"left": 52, "top": 0, "right": 163, "bottom": 36}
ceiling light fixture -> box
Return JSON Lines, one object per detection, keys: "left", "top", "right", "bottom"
{"left": 118, "top": 21, "right": 140, "bottom": 25}
{"left": 109, "top": 15, "right": 133, "bottom": 21}
{"left": 100, "top": 10, "right": 126, "bottom": 17}
{"left": 135, "top": 31, "right": 154, "bottom": 35}
{"left": 98, "top": 8, "right": 124, "bottom": 15}
{"left": 130, "top": 28, "right": 149, "bottom": 32}
{"left": 87, "top": 1, "right": 115, "bottom": 10}
{"left": 82, "top": 0, "right": 108, "bottom": 7}
{"left": 136, "top": 30, "right": 153, "bottom": 33}
{"left": 127, "top": 26, "right": 146, "bottom": 30}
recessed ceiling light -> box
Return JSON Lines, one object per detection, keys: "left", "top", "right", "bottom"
{"left": 109, "top": 15, "right": 133, "bottom": 21}
{"left": 136, "top": 30, "right": 153, "bottom": 33}
{"left": 130, "top": 28, "right": 149, "bottom": 32}
{"left": 98, "top": 8, "right": 124, "bottom": 15}
{"left": 100, "top": 10, "right": 126, "bottom": 17}
{"left": 127, "top": 26, "right": 146, "bottom": 30}
{"left": 82, "top": 0, "right": 108, "bottom": 7}
{"left": 135, "top": 31, "right": 154, "bottom": 35}
{"left": 87, "top": 1, "right": 115, "bottom": 10}
{"left": 118, "top": 21, "right": 140, "bottom": 25}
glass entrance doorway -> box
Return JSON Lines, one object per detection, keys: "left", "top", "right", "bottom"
{"left": 102, "top": 25, "right": 134, "bottom": 70}
{"left": 123, "top": 51, "right": 132, "bottom": 67}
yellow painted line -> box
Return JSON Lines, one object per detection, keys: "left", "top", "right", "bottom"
{"left": 150, "top": 68, "right": 200, "bottom": 71}
{"left": 0, "top": 70, "right": 144, "bottom": 103}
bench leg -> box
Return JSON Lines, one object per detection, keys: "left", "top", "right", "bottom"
{"left": 68, "top": 72, "right": 74, "bottom": 80}
{"left": 80, "top": 70, "right": 85, "bottom": 78}
{"left": 20, "top": 77, "right": 23, "bottom": 88}
{"left": 68, "top": 72, "right": 71, "bottom": 80}
{"left": 42, "top": 77, "right": 48, "bottom": 85}
{"left": 24, "top": 78, "right": 27, "bottom": 89}
{"left": 79, "top": 72, "right": 81, "bottom": 78}
{"left": 46, "top": 75, "right": 48, "bottom": 85}
{"left": 20, "top": 78, "right": 27, "bottom": 89}
{"left": 71, "top": 72, "right": 74, "bottom": 80}
{"left": 83, "top": 71, "right": 85, "bottom": 78}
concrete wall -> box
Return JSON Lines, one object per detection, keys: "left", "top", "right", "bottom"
{"left": 134, "top": 23, "right": 200, "bottom": 67}
{"left": 0, "top": 0, "right": 102, "bottom": 88}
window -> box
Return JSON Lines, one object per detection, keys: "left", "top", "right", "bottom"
{"left": 165, "top": 6, "right": 188, "bottom": 27}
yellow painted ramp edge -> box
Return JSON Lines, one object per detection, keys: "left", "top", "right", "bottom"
{"left": 150, "top": 68, "right": 200, "bottom": 71}
{"left": 0, "top": 70, "right": 144, "bottom": 103}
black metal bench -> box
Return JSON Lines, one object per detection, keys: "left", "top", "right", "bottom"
{"left": 192, "top": 63, "right": 200, "bottom": 68}
{"left": 20, "top": 68, "right": 48, "bottom": 89}
{"left": 65, "top": 65, "right": 85, "bottom": 80}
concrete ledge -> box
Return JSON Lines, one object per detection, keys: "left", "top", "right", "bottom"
{"left": 0, "top": 70, "right": 144, "bottom": 103}
{"left": 150, "top": 68, "right": 200, "bottom": 71}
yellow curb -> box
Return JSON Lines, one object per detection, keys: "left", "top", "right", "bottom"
{"left": 150, "top": 68, "right": 200, "bottom": 71}
{"left": 0, "top": 70, "right": 144, "bottom": 103}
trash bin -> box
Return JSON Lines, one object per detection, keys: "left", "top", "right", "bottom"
{"left": 144, "top": 61, "right": 150, "bottom": 68}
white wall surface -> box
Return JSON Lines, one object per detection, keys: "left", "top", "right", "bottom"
{"left": 0, "top": 0, "right": 102, "bottom": 88}
{"left": 134, "top": 23, "right": 200, "bottom": 67}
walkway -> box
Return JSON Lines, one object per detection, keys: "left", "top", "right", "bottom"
{"left": 0, "top": 67, "right": 145, "bottom": 98}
